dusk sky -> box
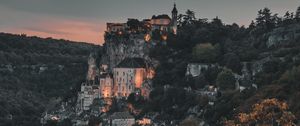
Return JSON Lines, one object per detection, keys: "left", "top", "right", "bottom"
{"left": 0, "top": 0, "right": 299, "bottom": 45}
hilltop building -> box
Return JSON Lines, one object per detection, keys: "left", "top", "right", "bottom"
{"left": 106, "top": 23, "right": 127, "bottom": 33}
{"left": 171, "top": 3, "right": 178, "bottom": 34}
{"left": 106, "top": 3, "right": 178, "bottom": 36}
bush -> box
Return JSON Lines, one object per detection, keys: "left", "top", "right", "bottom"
{"left": 216, "top": 69, "right": 236, "bottom": 91}
{"left": 192, "top": 43, "right": 220, "bottom": 63}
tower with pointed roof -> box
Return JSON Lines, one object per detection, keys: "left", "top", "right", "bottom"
{"left": 171, "top": 3, "right": 178, "bottom": 34}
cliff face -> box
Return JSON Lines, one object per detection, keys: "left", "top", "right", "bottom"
{"left": 101, "top": 35, "right": 153, "bottom": 70}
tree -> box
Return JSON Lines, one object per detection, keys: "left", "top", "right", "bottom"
{"left": 279, "top": 65, "right": 300, "bottom": 85}
{"left": 223, "top": 53, "right": 242, "bottom": 74}
{"left": 248, "top": 20, "right": 256, "bottom": 30}
{"left": 216, "top": 69, "right": 236, "bottom": 91}
{"left": 211, "top": 17, "right": 223, "bottom": 27}
{"left": 182, "top": 9, "right": 196, "bottom": 26}
{"left": 295, "top": 6, "right": 300, "bottom": 19}
{"left": 127, "top": 19, "right": 140, "bottom": 31}
{"left": 179, "top": 117, "right": 201, "bottom": 126}
{"left": 255, "top": 8, "right": 277, "bottom": 31}
{"left": 224, "top": 98, "right": 296, "bottom": 126}
{"left": 281, "top": 11, "right": 294, "bottom": 26}
{"left": 192, "top": 43, "right": 219, "bottom": 63}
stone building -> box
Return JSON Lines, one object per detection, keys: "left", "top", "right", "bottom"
{"left": 77, "top": 82, "right": 100, "bottom": 111}
{"left": 110, "top": 112, "right": 135, "bottom": 126}
{"left": 113, "top": 58, "right": 149, "bottom": 98}
{"left": 105, "top": 3, "right": 178, "bottom": 35}
{"left": 106, "top": 23, "right": 127, "bottom": 33}
{"left": 99, "top": 73, "right": 113, "bottom": 98}
{"left": 96, "top": 57, "right": 154, "bottom": 99}
{"left": 150, "top": 14, "right": 172, "bottom": 32}
{"left": 150, "top": 3, "right": 178, "bottom": 34}
{"left": 171, "top": 3, "right": 178, "bottom": 34}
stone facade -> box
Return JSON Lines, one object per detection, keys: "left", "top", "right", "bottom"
{"left": 111, "top": 58, "right": 152, "bottom": 98}
{"left": 106, "top": 23, "right": 127, "bottom": 33}
{"left": 77, "top": 83, "right": 100, "bottom": 111}
{"left": 105, "top": 3, "right": 178, "bottom": 35}
{"left": 99, "top": 73, "right": 113, "bottom": 98}
{"left": 110, "top": 112, "right": 135, "bottom": 126}
{"left": 186, "top": 63, "right": 218, "bottom": 77}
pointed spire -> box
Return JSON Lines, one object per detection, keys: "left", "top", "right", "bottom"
{"left": 172, "top": 2, "right": 178, "bottom": 14}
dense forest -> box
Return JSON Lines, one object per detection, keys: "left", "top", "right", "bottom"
{"left": 0, "top": 33, "right": 100, "bottom": 126}
{"left": 128, "top": 8, "right": 300, "bottom": 125}
{"left": 1, "top": 6, "right": 300, "bottom": 126}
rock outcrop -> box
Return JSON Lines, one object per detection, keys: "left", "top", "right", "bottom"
{"left": 267, "top": 24, "right": 300, "bottom": 47}
{"left": 101, "top": 35, "right": 153, "bottom": 71}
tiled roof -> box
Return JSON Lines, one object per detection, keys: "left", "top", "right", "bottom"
{"left": 151, "top": 15, "right": 171, "bottom": 20}
{"left": 116, "top": 58, "right": 147, "bottom": 68}
{"left": 110, "top": 112, "right": 134, "bottom": 120}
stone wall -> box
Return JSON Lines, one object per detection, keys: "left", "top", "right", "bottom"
{"left": 101, "top": 34, "right": 152, "bottom": 71}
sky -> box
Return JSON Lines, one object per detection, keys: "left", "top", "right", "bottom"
{"left": 0, "top": 0, "right": 299, "bottom": 45}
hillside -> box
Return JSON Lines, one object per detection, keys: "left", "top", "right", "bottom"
{"left": 0, "top": 33, "right": 101, "bottom": 126}
{"left": 134, "top": 8, "right": 300, "bottom": 125}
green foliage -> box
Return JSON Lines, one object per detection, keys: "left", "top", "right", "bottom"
{"left": 127, "top": 19, "right": 141, "bottom": 31}
{"left": 222, "top": 53, "right": 242, "bottom": 73}
{"left": 279, "top": 65, "right": 300, "bottom": 85}
{"left": 147, "top": 87, "right": 197, "bottom": 119}
{"left": 147, "top": 6, "right": 300, "bottom": 125}
{"left": 216, "top": 69, "right": 236, "bottom": 91}
{"left": 0, "top": 33, "right": 99, "bottom": 125}
{"left": 192, "top": 43, "right": 220, "bottom": 63}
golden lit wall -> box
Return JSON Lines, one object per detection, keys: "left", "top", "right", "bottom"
{"left": 134, "top": 68, "right": 145, "bottom": 88}
{"left": 146, "top": 68, "right": 155, "bottom": 79}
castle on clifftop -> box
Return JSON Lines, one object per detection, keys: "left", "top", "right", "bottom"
{"left": 106, "top": 3, "right": 178, "bottom": 39}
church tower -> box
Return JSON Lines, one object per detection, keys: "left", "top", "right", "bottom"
{"left": 171, "top": 3, "right": 178, "bottom": 34}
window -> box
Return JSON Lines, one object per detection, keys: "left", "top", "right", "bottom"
{"left": 123, "top": 72, "right": 125, "bottom": 76}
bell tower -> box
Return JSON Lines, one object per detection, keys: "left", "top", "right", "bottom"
{"left": 171, "top": 3, "right": 178, "bottom": 34}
